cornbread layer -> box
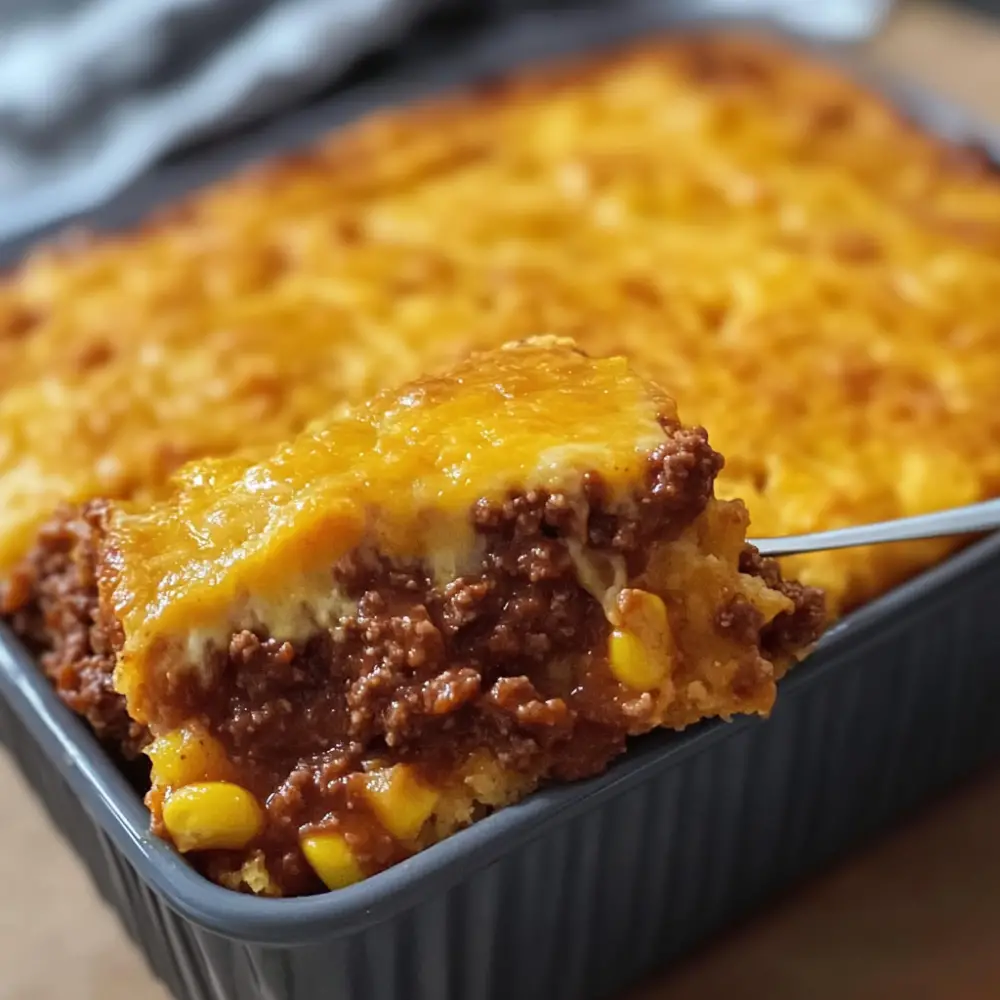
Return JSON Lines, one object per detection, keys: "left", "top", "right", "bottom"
{"left": 2, "top": 35, "right": 999, "bottom": 614}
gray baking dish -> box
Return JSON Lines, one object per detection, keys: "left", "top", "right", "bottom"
{"left": 4, "top": 7, "right": 1000, "bottom": 1000}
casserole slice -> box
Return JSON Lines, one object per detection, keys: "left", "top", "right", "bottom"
{"left": 6, "top": 338, "right": 824, "bottom": 895}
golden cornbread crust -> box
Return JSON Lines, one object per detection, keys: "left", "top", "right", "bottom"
{"left": 2, "top": 34, "right": 1000, "bottom": 614}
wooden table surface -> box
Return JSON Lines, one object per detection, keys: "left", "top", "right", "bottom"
{"left": 3, "top": 3, "right": 1000, "bottom": 999}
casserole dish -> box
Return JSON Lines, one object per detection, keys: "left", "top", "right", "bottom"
{"left": 3, "top": 5, "right": 1000, "bottom": 998}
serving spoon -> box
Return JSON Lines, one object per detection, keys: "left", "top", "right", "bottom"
{"left": 748, "top": 497, "right": 1000, "bottom": 558}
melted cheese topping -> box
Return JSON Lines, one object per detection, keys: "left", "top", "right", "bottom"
{"left": 4, "top": 35, "right": 1000, "bottom": 611}
{"left": 106, "top": 339, "right": 670, "bottom": 694}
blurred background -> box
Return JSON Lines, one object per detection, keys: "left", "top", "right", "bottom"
{"left": 0, "top": 0, "right": 987, "bottom": 244}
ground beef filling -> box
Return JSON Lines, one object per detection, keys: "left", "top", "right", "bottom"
{"left": 736, "top": 546, "right": 827, "bottom": 659}
{"left": 1, "top": 423, "right": 822, "bottom": 894}
{"left": 152, "top": 423, "right": 725, "bottom": 764}
{"left": 0, "top": 501, "right": 146, "bottom": 757}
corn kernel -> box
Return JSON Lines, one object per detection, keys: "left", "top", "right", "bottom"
{"left": 608, "top": 590, "right": 674, "bottom": 691}
{"left": 146, "top": 725, "right": 231, "bottom": 788}
{"left": 301, "top": 832, "right": 365, "bottom": 890}
{"left": 608, "top": 629, "right": 662, "bottom": 690}
{"left": 364, "top": 764, "right": 440, "bottom": 841}
{"left": 162, "top": 782, "right": 263, "bottom": 853}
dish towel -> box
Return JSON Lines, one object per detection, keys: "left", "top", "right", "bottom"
{"left": 0, "top": 0, "right": 893, "bottom": 243}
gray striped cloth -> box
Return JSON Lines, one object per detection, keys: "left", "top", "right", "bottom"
{"left": 0, "top": 0, "right": 893, "bottom": 243}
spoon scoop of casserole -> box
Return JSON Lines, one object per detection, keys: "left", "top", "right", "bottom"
{"left": 4, "top": 337, "right": 825, "bottom": 896}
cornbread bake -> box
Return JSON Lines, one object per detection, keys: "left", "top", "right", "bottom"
{"left": 6, "top": 339, "right": 823, "bottom": 895}
{"left": 0, "top": 31, "right": 995, "bottom": 890}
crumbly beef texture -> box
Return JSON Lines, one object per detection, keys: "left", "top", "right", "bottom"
{"left": 737, "top": 545, "right": 827, "bottom": 659}
{"left": 0, "top": 501, "right": 146, "bottom": 756}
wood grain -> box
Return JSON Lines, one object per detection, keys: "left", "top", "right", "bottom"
{"left": 868, "top": 0, "right": 1000, "bottom": 125}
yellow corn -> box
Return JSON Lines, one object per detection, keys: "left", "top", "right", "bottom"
{"left": 301, "top": 832, "right": 365, "bottom": 890}
{"left": 364, "top": 764, "right": 439, "bottom": 841}
{"left": 162, "top": 782, "right": 263, "bottom": 853}
{"left": 608, "top": 629, "right": 662, "bottom": 690}
{"left": 146, "top": 726, "right": 230, "bottom": 788}
{"left": 608, "top": 590, "right": 673, "bottom": 691}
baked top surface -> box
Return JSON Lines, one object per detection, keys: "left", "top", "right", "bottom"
{"left": 3, "top": 33, "right": 1000, "bottom": 610}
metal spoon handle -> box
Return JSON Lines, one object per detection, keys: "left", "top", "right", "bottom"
{"left": 748, "top": 497, "right": 1000, "bottom": 558}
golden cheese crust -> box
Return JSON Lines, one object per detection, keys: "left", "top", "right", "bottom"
{"left": 3, "top": 33, "right": 1000, "bottom": 611}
